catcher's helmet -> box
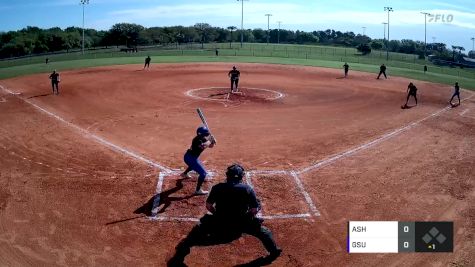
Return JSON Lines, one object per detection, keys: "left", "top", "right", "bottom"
{"left": 196, "top": 126, "right": 210, "bottom": 136}
{"left": 226, "top": 164, "right": 245, "bottom": 181}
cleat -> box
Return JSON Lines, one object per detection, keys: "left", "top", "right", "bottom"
{"left": 194, "top": 189, "right": 209, "bottom": 195}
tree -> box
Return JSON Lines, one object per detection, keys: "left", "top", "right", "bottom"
{"left": 370, "top": 41, "right": 383, "bottom": 50}
{"left": 227, "top": 26, "right": 237, "bottom": 48}
{"left": 110, "top": 23, "right": 145, "bottom": 47}
{"left": 356, "top": 43, "right": 372, "bottom": 55}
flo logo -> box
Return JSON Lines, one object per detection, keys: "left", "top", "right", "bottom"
{"left": 428, "top": 14, "right": 454, "bottom": 23}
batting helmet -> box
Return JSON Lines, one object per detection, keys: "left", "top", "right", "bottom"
{"left": 196, "top": 126, "right": 210, "bottom": 136}
{"left": 226, "top": 164, "right": 245, "bottom": 182}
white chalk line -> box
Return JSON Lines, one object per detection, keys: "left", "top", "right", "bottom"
{"left": 290, "top": 171, "right": 321, "bottom": 216}
{"left": 0, "top": 84, "right": 174, "bottom": 173}
{"left": 460, "top": 109, "right": 469, "bottom": 116}
{"left": 149, "top": 213, "right": 312, "bottom": 222}
{"left": 297, "top": 94, "right": 475, "bottom": 175}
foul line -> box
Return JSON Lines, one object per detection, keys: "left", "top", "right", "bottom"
{"left": 298, "top": 94, "right": 475, "bottom": 175}
{"left": 0, "top": 84, "right": 174, "bottom": 173}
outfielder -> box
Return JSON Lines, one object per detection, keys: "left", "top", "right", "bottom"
{"left": 403, "top": 82, "right": 418, "bottom": 108}
{"left": 49, "top": 70, "right": 60, "bottom": 95}
{"left": 181, "top": 126, "right": 216, "bottom": 195}
{"left": 168, "top": 164, "right": 282, "bottom": 265}
{"left": 228, "top": 66, "right": 240, "bottom": 93}
{"left": 449, "top": 82, "right": 461, "bottom": 106}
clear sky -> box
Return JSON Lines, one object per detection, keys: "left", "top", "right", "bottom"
{"left": 1, "top": 0, "right": 474, "bottom": 50}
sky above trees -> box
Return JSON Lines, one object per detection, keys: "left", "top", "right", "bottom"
{"left": 0, "top": 0, "right": 474, "bottom": 51}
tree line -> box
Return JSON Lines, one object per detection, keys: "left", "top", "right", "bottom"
{"left": 0, "top": 23, "right": 471, "bottom": 60}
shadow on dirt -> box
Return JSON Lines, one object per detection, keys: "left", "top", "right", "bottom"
{"left": 105, "top": 178, "right": 194, "bottom": 225}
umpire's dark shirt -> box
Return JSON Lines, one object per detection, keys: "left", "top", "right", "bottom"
{"left": 207, "top": 182, "right": 259, "bottom": 221}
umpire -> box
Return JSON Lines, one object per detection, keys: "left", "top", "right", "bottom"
{"left": 168, "top": 164, "right": 282, "bottom": 266}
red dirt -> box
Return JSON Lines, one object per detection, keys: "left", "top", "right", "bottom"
{"left": 0, "top": 63, "right": 474, "bottom": 266}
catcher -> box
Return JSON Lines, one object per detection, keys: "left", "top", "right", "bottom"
{"left": 168, "top": 164, "right": 282, "bottom": 266}
{"left": 228, "top": 66, "right": 240, "bottom": 93}
{"left": 181, "top": 126, "right": 216, "bottom": 195}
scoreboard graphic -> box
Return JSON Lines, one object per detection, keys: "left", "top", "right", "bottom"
{"left": 348, "top": 221, "right": 453, "bottom": 253}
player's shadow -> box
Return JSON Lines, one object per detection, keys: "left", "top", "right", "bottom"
{"left": 27, "top": 93, "right": 51, "bottom": 99}
{"left": 401, "top": 104, "right": 416, "bottom": 109}
{"left": 134, "top": 178, "right": 194, "bottom": 216}
{"left": 167, "top": 229, "right": 280, "bottom": 267}
{"left": 105, "top": 178, "right": 193, "bottom": 225}
{"left": 336, "top": 76, "right": 346, "bottom": 79}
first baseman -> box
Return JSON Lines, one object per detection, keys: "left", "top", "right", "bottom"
{"left": 168, "top": 164, "right": 282, "bottom": 265}
{"left": 49, "top": 70, "right": 60, "bottom": 95}
{"left": 181, "top": 126, "right": 216, "bottom": 195}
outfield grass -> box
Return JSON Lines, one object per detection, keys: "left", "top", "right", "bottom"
{"left": 1, "top": 55, "right": 474, "bottom": 90}
{"left": 1, "top": 43, "right": 474, "bottom": 90}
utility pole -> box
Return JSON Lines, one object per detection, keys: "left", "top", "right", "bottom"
{"left": 277, "top": 21, "right": 282, "bottom": 44}
{"left": 237, "top": 0, "right": 249, "bottom": 48}
{"left": 265, "top": 14, "right": 272, "bottom": 45}
{"left": 80, "top": 0, "right": 89, "bottom": 55}
{"left": 384, "top": 7, "right": 393, "bottom": 61}
{"left": 421, "top": 12, "right": 431, "bottom": 57}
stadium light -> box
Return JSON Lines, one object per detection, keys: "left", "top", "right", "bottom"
{"left": 80, "top": 0, "right": 89, "bottom": 55}
{"left": 277, "top": 21, "right": 282, "bottom": 44}
{"left": 265, "top": 14, "right": 272, "bottom": 45}
{"left": 362, "top": 27, "right": 366, "bottom": 36}
{"left": 421, "top": 12, "right": 432, "bottom": 57}
{"left": 384, "top": 7, "right": 394, "bottom": 61}
{"left": 471, "top": 37, "right": 475, "bottom": 51}
{"left": 237, "top": 0, "right": 249, "bottom": 48}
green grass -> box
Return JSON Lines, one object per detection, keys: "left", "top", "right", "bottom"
{"left": 1, "top": 43, "right": 474, "bottom": 90}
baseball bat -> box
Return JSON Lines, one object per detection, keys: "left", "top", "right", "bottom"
{"left": 196, "top": 108, "right": 217, "bottom": 143}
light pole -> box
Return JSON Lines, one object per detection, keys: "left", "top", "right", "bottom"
{"left": 362, "top": 27, "right": 366, "bottom": 36}
{"left": 265, "top": 14, "right": 272, "bottom": 45}
{"left": 237, "top": 0, "right": 249, "bottom": 48}
{"left": 471, "top": 37, "right": 475, "bottom": 51}
{"left": 277, "top": 21, "right": 282, "bottom": 44}
{"left": 384, "top": 7, "right": 393, "bottom": 61}
{"left": 421, "top": 12, "right": 431, "bottom": 57}
{"left": 80, "top": 0, "right": 89, "bottom": 55}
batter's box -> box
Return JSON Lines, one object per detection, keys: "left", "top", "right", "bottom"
{"left": 247, "top": 171, "right": 320, "bottom": 219}
{"left": 151, "top": 172, "right": 215, "bottom": 219}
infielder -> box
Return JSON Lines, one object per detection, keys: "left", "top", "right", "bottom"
{"left": 228, "top": 66, "right": 240, "bottom": 93}
{"left": 144, "top": 56, "right": 151, "bottom": 69}
{"left": 403, "top": 82, "right": 418, "bottom": 108}
{"left": 377, "top": 64, "right": 387, "bottom": 79}
{"left": 181, "top": 126, "right": 216, "bottom": 195}
{"left": 343, "top": 62, "right": 349, "bottom": 78}
{"left": 49, "top": 70, "right": 60, "bottom": 95}
{"left": 169, "top": 164, "right": 282, "bottom": 265}
{"left": 449, "top": 82, "right": 461, "bottom": 106}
